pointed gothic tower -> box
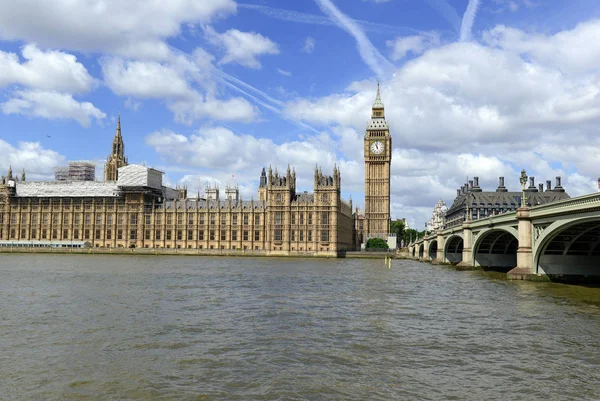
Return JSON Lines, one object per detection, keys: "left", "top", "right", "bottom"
{"left": 104, "top": 114, "right": 128, "bottom": 181}
{"left": 364, "top": 81, "right": 392, "bottom": 238}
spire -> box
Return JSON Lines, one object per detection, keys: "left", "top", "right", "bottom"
{"left": 21, "top": 168, "right": 25, "bottom": 182}
{"left": 373, "top": 80, "right": 384, "bottom": 109}
{"left": 7, "top": 165, "right": 12, "bottom": 180}
{"left": 116, "top": 113, "right": 121, "bottom": 137}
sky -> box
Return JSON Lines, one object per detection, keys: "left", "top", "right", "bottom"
{"left": 1, "top": 0, "right": 600, "bottom": 230}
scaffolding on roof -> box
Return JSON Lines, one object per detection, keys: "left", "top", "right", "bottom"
{"left": 54, "top": 161, "right": 96, "bottom": 181}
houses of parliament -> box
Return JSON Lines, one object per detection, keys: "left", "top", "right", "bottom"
{"left": 0, "top": 85, "right": 392, "bottom": 255}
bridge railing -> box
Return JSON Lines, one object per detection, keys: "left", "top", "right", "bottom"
{"left": 530, "top": 192, "right": 600, "bottom": 217}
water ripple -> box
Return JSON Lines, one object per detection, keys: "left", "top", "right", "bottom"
{"left": 1, "top": 255, "right": 600, "bottom": 400}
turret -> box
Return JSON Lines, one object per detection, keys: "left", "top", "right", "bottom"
{"left": 259, "top": 167, "right": 267, "bottom": 188}
{"left": 21, "top": 168, "right": 26, "bottom": 182}
{"left": 7, "top": 165, "right": 12, "bottom": 181}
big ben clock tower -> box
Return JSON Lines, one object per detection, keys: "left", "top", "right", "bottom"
{"left": 364, "top": 82, "right": 392, "bottom": 237}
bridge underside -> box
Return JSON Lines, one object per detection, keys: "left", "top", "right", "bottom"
{"left": 418, "top": 244, "right": 424, "bottom": 259}
{"left": 429, "top": 241, "right": 437, "bottom": 260}
{"left": 539, "top": 221, "right": 600, "bottom": 283}
{"left": 474, "top": 231, "right": 517, "bottom": 272}
{"left": 445, "top": 237, "right": 463, "bottom": 265}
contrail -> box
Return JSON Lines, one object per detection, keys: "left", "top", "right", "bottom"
{"left": 168, "top": 45, "right": 321, "bottom": 134}
{"left": 314, "top": 0, "right": 394, "bottom": 78}
{"left": 424, "top": 0, "right": 461, "bottom": 34}
{"left": 460, "top": 0, "right": 481, "bottom": 42}
{"left": 238, "top": 3, "right": 421, "bottom": 36}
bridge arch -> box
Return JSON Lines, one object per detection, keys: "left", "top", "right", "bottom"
{"left": 535, "top": 217, "right": 600, "bottom": 280}
{"left": 428, "top": 240, "right": 438, "bottom": 260}
{"left": 472, "top": 228, "right": 518, "bottom": 272}
{"left": 418, "top": 243, "right": 424, "bottom": 259}
{"left": 444, "top": 234, "right": 463, "bottom": 265}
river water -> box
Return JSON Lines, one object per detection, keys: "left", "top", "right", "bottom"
{"left": 1, "top": 255, "right": 599, "bottom": 400}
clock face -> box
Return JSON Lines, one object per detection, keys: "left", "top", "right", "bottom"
{"left": 370, "top": 141, "right": 384, "bottom": 154}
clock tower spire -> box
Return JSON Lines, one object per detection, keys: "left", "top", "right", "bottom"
{"left": 364, "top": 81, "right": 392, "bottom": 239}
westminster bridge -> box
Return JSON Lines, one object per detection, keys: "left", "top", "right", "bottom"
{"left": 406, "top": 191, "right": 600, "bottom": 281}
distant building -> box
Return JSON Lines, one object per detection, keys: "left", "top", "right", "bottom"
{"left": 426, "top": 199, "right": 447, "bottom": 232}
{"left": 0, "top": 119, "right": 356, "bottom": 255}
{"left": 445, "top": 176, "right": 570, "bottom": 229}
{"left": 54, "top": 161, "right": 96, "bottom": 181}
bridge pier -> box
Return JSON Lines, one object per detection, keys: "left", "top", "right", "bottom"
{"left": 432, "top": 232, "right": 445, "bottom": 264}
{"left": 423, "top": 238, "right": 429, "bottom": 261}
{"left": 457, "top": 223, "right": 479, "bottom": 270}
{"left": 507, "top": 207, "right": 545, "bottom": 280}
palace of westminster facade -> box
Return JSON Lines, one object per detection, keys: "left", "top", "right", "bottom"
{"left": 0, "top": 86, "right": 392, "bottom": 255}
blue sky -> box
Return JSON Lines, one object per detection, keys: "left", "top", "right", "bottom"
{"left": 1, "top": 0, "right": 600, "bottom": 229}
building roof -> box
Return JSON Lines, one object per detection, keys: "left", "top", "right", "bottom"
{"left": 15, "top": 181, "right": 120, "bottom": 198}
{"left": 446, "top": 190, "right": 570, "bottom": 216}
{"left": 294, "top": 192, "right": 314, "bottom": 203}
{"left": 367, "top": 119, "right": 389, "bottom": 130}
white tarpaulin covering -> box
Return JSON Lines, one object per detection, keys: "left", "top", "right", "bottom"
{"left": 16, "top": 181, "right": 120, "bottom": 197}
{"left": 118, "top": 164, "right": 162, "bottom": 189}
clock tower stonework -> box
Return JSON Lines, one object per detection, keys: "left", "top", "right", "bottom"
{"left": 364, "top": 82, "right": 392, "bottom": 237}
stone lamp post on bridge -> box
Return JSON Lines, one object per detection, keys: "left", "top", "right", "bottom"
{"left": 520, "top": 169, "right": 528, "bottom": 207}
{"left": 509, "top": 169, "right": 535, "bottom": 279}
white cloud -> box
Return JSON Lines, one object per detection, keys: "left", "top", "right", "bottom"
{"left": 460, "top": 0, "right": 481, "bottom": 42}
{"left": 483, "top": 20, "right": 600, "bottom": 74}
{"left": 2, "top": 90, "right": 106, "bottom": 127}
{"left": 302, "top": 37, "right": 316, "bottom": 54}
{"left": 386, "top": 32, "right": 440, "bottom": 61}
{"left": 277, "top": 68, "right": 292, "bottom": 77}
{"left": 145, "top": 126, "right": 360, "bottom": 198}
{"left": 281, "top": 20, "right": 600, "bottom": 227}
{"left": 204, "top": 26, "right": 279, "bottom": 69}
{"left": 124, "top": 98, "right": 141, "bottom": 112}
{"left": 0, "top": 0, "right": 237, "bottom": 59}
{"left": 101, "top": 58, "right": 196, "bottom": 99}
{"left": 491, "top": 0, "right": 538, "bottom": 13}
{"left": 0, "top": 139, "right": 65, "bottom": 181}
{"left": 0, "top": 44, "right": 95, "bottom": 93}
{"left": 314, "top": 0, "right": 394, "bottom": 77}
{"left": 100, "top": 51, "right": 259, "bottom": 124}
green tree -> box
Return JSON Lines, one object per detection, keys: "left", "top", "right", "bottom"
{"left": 390, "top": 219, "right": 405, "bottom": 239}
{"left": 365, "top": 237, "right": 389, "bottom": 250}
{"left": 403, "top": 228, "right": 425, "bottom": 244}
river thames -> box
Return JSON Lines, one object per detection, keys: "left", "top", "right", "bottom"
{"left": 1, "top": 255, "right": 599, "bottom": 400}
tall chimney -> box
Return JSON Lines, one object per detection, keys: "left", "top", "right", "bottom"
{"left": 457, "top": 189, "right": 461, "bottom": 197}
{"left": 598, "top": 178, "right": 600, "bottom": 192}
{"left": 546, "top": 180, "right": 552, "bottom": 191}
{"left": 496, "top": 176, "right": 507, "bottom": 192}
{"left": 528, "top": 177, "right": 537, "bottom": 191}
{"left": 468, "top": 180, "right": 473, "bottom": 191}
{"left": 474, "top": 176, "right": 479, "bottom": 187}
{"left": 553, "top": 176, "right": 565, "bottom": 192}
{"left": 539, "top": 183, "right": 544, "bottom": 192}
